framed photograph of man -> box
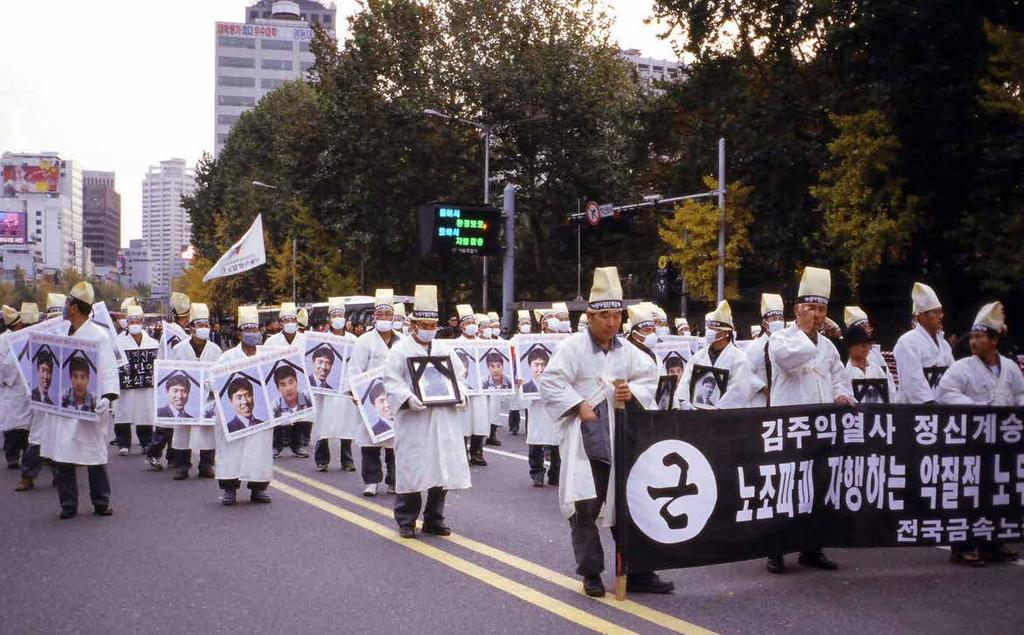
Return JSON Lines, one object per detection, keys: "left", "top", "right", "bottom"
{"left": 214, "top": 369, "right": 272, "bottom": 442}
{"left": 477, "top": 344, "right": 514, "bottom": 396}
{"left": 59, "top": 345, "right": 100, "bottom": 421}
{"left": 511, "top": 334, "right": 567, "bottom": 400}
{"left": 656, "top": 374, "right": 679, "bottom": 411}
{"left": 262, "top": 355, "right": 315, "bottom": 423}
{"left": 153, "top": 360, "right": 215, "bottom": 426}
{"left": 349, "top": 368, "right": 395, "bottom": 444}
{"left": 688, "top": 365, "right": 729, "bottom": 410}
{"left": 28, "top": 341, "right": 59, "bottom": 412}
{"left": 304, "top": 332, "right": 354, "bottom": 396}
{"left": 852, "top": 378, "right": 890, "bottom": 404}
{"left": 407, "top": 356, "right": 462, "bottom": 407}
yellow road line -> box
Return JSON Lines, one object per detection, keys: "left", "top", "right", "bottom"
{"left": 270, "top": 480, "right": 637, "bottom": 635}
{"left": 273, "top": 466, "right": 716, "bottom": 635}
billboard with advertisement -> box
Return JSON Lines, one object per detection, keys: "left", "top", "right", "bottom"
{"left": 0, "top": 212, "right": 27, "bottom": 244}
{"left": 2, "top": 158, "right": 60, "bottom": 196}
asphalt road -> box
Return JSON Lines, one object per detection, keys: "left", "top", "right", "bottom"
{"left": 1, "top": 431, "right": 1021, "bottom": 635}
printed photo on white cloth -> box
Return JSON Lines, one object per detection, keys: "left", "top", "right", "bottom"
{"left": 349, "top": 367, "right": 395, "bottom": 444}
{"left": 10, "top": 317, "right": 67, "bottom": 396}
{"left": 433, "top": 339, "right": 515, "bottom": 396}
{"left": 262, "top": 353, "right": 315, "bottom": 423}
{"left": 303, "top": 331, "right": 354, "bottom": 396}
{"left": 210, "top": 345, "right": 309, "bottom": 442}
{"left": 153, "top": 359, "right": 216, "bottom": 426}
{"left": 650, "top": 336, "right": 698, "bottom": 367}
{"left": 510, "top": 333, "right": 568, "bottom": 400}
{"left": 25, "top": 332, "right": 100, "bottom": 421}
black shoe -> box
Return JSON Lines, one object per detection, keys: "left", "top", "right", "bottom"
{"left": 626, "top": 572, "right": 674, "bottom": 594}
{"left": 766, "top": 555, "right": 786, "bottom": 574}
{"left": 798, "top": 550, "right": 838, "bottom": 571}
{"left": 59, "top": 509, "right": 77, "bottom": 519}
{"left": 469, "top": 455, "right": 488, "bottom": 467}
{"left": 221, "top": 489, "right": 237, "bottom": 506}
{"left": 532, "top": 479, "right": 545, "bottom": 488}
{"left": 6, "top": 461, "right": 19, "bottom": 470}
{"left": 315, "top": 464, "right": 328, "bottom": 472}
{"left": 291, "top": 447, "right": 309, "bottom": 458}
{"left": 548, "top": 476, "right": 559, "bottom": 487}
{"left": 250, "top": 490, "right": 272, "bottom": 504}
{"left": 273, "top": 448, "right": 282, "bottom": 459}
{"left": 421, "top": 523, "right": 451, "bottom": 536}
{"left": 198, "top": 467, "right": 216, "bottom": 479}
{"left": 94, "top": 506, "right": 113, "bottom": 516}
{"left": 485, "top": 437, "right": 502, "bottom": 446}
{"left": 341, "top": 462, "right": 356, "bottom": 472}
{"left": 173, "top": 469, "right": 189, "bottom": 481}
{"left": 398, "top": 526, "right": 416, "bottom": 539}
{"left": 583, "top": 576, "right": 605, "bottom": 597}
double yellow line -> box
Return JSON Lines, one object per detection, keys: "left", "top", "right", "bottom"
{"left": 272, "top": 466, "right": 715, "bottom": 635}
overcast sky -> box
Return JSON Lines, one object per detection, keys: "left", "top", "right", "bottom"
{"left": 0, "top": 0, "right": 676, "bottom": 247}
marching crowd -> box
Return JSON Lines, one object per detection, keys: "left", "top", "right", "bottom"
{"left": 1, "top": 262, "right": 1022, "bottom": 598}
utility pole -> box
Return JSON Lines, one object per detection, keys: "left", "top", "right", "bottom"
{"left": 291, "top": 237, "right": 297, "bottom": 303}
{"left": 501, "top": 183, "right": 516, "bottom": 329}
{"left": 482, "top": 124, "right": 493, "bottom": 311}
{"left": 717, "top": 138, "right": 726, "bottom": 303}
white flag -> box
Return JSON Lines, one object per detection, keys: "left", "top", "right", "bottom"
{"left": 203, "top": 214, "right": 267, "bottom": 282}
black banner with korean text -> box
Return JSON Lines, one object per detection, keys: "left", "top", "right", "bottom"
{"left": 615, "top": 404, "right": 1024, "bottom": 572}
{"left": 119, "top": 348, "right": 156, "bottom": 389}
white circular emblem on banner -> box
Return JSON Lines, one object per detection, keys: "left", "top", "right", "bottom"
{"left": 626, "top": 440, "right": 717, "bottom": 544}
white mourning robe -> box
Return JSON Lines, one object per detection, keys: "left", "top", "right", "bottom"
{"left": 0, "top": 330, "right": 33, "bottom": 432}
{"left": 452, "top": 335, "right": 490, "bottom": 437}
{"left": 677, "top": 340, "right": 752, "bottom": 410}
{"left": 38, "top": 320, "right": 120, "bottom": 465}
{"left": 743, "top": 333, "right": 771, "bottom": 407}
{"left": 314, "top": 331, "right": 360, "bottom": 442}
{"left": 382, "top": 335, "right": 471, "bottom": 494}
{"left": 538, "top": 333, "right": 657, "bottom": 522}
{"left": 893, "top": 323, "right": 954, "bottom": 404}
{"left": 169, "top": 338, "right": 223, "bottom": 450}
{"left": 214, "top": 344, "right": 273, "bottom": 482}
{"left": 350, "top": 328, "right": 400, "bottom": 448}
{"left": 768, "top": 323, "right": 851, "bottom": 406}
{"left": 113, "top": 331, "right": 159, "bottom": 426}
{"left": 936, "top": 355, "right": 1024, "bottom": 406}
{"left": 846, "top": 359, "right": 898, "bottom": 404}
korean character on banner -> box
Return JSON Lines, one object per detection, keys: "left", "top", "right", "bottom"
{"left": 735, "top": 467, "right": 757, "bottom": 523}
{"left": 786, "top": 416, "right": 812, "bottom": 450}
{"left": 920, "top": 519, "right": 944, "bottom": 543}
{"left": 867, "top": 413, "right": 895, "bottom": 445}
{"left": 992, "top": 454, "right": 1012, "bottom": 506}
{"left": 887, "top": 456, "right": 907, "bottom": 511}
{"left": 775, "top": 462, "right": 795, "bottom": 517}
{"left": 999, "top": 413, "right": 1022, "bottom": 444}
{"left": 939, "top": 456, "right": 961, "bottom": 509}
{"left": 843, "top": 455, "right": 866, "bottom": 511}
{"left": 865, "top": 454, "right": 887, "bottom": 510}
{"left": 896, "top": 519, "right": 918, "bottom": 543}
{"left": 841, "top": 412, "right": 866, "bottom": 444}
{"left": 814, "top": 414, "right": 837, "bottom": 445}
{"left": 756, "top": 464, "right": 777, "bottom": 520}
{"left": 996, "top": 518, "right": 1022, "bottom": 541}
{"left": 919, "top": 455, "right": 939, "bottom": 509}
{"left": 961, "top": 455, "right": 981, "bottom": 508}
{"left": 914, "top": 414, "right": 939, "bottom": 445}
{"left": 971, "top": 413, "right": 996, "bottom": 444}
{"left": 824, "top": 456, "right": 844, "bottom": 510}
{"left": 943, "top": 414, "right": 968, "bottom": 445}
{"left": 797, "top": 460, "right": 815, "bottom": 514}
{"left": 761, "top": 418, "right": 784, "bottom": 453}
{"left": 946, "top": 518, "right": 969, "bottom": 543}
{"left": 971, "top": 517, "right": 995, "bottom": 542}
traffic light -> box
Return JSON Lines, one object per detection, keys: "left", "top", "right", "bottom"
{"left": 418, "top": 202, "right": 502, "bottom": 257}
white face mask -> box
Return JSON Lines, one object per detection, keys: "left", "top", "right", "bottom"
{"left": 194, "top": 327, "right": 210, "bottom": 341}
{"left": 464, "top": 323, "right": 479, "bottom": 337}
{"left": 519, "top": 324, "right": 531, "bottom": 334}
{"left": 415, "top": 327, "right": 437, "bottom": 342}
{"left": 118, "top": 319, "right": 128, "bottom": 329}
{"left": 546, "top": 318, "right": 561, "bottom": 332}
{"left": 375, "top": 320, "right": 393, "bottom": 333}
{"left": 656, "top": 325, "right": 670, "bottom": 337}
{"left": 283, "top": 322, "right": 298, "bottom": 335}
{"left": 642, "top": 332, "right": 659, "bottom": 347}
{"left": 704, "top": 330, "right": 720, "bottom": 347}
{"left": 767, "top": 320, "right": 785, "bottom": 334}
{"left": 128, "top": 323, "right": 142, "bottom": 335}
{"left": 330, "top": 317, "right": 345, "bottom": 331}
{"left": 486, "top": 327, "right": 497, "bottom": 338}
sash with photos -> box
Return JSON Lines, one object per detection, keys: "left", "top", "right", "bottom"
{"left": 25, "top": 332, "right": 100, "bottom": 421}
{"left": 688, "top": 365, "right": 729, "bottom": 410}
{"left": 853, "top": 378, "right": 890, "bottom": 404}
{"left": 349, "top": 367, "right": 395, "bottom": 444}
{"left": 407, "top": 355, "right": 462, "bottom": 407}
{"left": 210, "top": 344, "right": 315, "bottom": 442}
{"left": 153, "top": 359, "right": 217, "bottom": 426}
{"left": 304, "top": 331, "right": 355, "bottom": 396}
{"left": 10, "top": 317, "right": 66, "bottom": 397}
{"left": 510, "top": 333, "right": 568, "bottom": 400}
{"left": 435, "top": 339, "right": 514, "bottom": 396}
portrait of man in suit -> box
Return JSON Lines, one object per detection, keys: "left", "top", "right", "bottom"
{"left": 309, "top": 346, "right": 335, "bottom": 390}
{"left": 225, "top": 376, "right": 261, "bottom": 433}
{"left": 61, "top": 353, "right": 97, "bottom": 412}
{"left": 520, "top": 345, "right": 550, "bottom": 394}
{"left": 31, "top": 348, "right": 55, "bottom": 405}
{"left": 271, "top": 363, "right": 313, "bottom": 417}
{"left": 157, "top": 371, "right": 194, "bottom": 419}
{"left": 361, "top": 379, "right": 393, "bottom": 436}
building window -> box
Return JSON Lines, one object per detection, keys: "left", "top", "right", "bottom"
{"left": 218, "top": 75, "right": 255, "bottom": 87}
{"left": 218, "top": 36, "right": 255, "bottom": 49}
{"left": 218, "top": 114, "right": 240, "bottom": 125}
{"left": 261, "top": 39, "right": 293, "bottom": 51}
{"left": 260, "top": 78, "right": 284, "bottom": 90}
{"left": 218, "top": 94, "right": 256, "bottom": 107}
{"left": 298, "top": 41, "right": 310, "bottom": 52}
{"left": 218, "top": 56, "right": 255, "bottom": 68}
{"left": 261, "top": 58, "right": 293, "bottom": 71}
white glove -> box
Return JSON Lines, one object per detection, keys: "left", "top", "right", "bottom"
{"left": 407, "top": 396, "right": 427, "bottom": 411}
{"left": 94, "top": 397, "right": 111, "bottom": 416}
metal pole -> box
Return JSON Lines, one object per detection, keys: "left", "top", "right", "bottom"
{"left": 501, "top": 183, "right": 516, "bottom": 330}
{"left": 576, "top": 222, "right": 583, "bottom": 301}
{"left": 482, "top": 126, "right": 492, "bottom": 311}
{"left": 716, "top": 138, "right": 726, "bottom": 303}
{"left": 291, "top": 237, "right": 297, "bottom": 303}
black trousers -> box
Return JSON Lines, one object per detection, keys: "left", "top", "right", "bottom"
{"left": 394, "top": 487, "right": 446, "bottom": 529}
{"left": 174, "top": 449, "right": 215, "bottom": 472}
{"left": 218, "top": 479, "right": 268, "bottom": 492}
{"left": 113, "top": 424, "right": 153, "bottom": 450}
{"left": 21, "top": 443, "right": 44, "bottom": 480}
{"left": 315, "top": 439, "right": 353, "bottom": 467}
{"left": 273, "top": 425, "right": 302, "bottom": 452}
{"left": 508, "top": 409, "right": 521, "bottom": 434}
{"left": 53, "top": 462, "right": 110, "bottom": 512}
{"left": 147, "top": 426, "right": 176, "bottom": 461}
{"left": 4, "top": 429, "right": 29, "bottom": 464}
{"left": 293, "top": 421, "right": 312, "bottom": 446}
{"left": 528, "top": 445, "right": 561, "bottom": 483}
{"left": 361, "top": 447, "right": 395, "bottom": 486}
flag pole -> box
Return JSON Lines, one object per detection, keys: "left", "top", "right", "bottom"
{"left": 613, "top": 386, "right": 628, "bottom": 601}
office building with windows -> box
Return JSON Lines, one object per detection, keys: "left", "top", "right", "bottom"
{"left": 141, "top": 159, "right": 195, "bottom": 298}
{"left": 620, "top": 49, "right": 684, "bottom": 89}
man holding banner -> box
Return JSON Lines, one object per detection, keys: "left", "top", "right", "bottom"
{"left": 113, "top": 305, "right": 157, "bottom": 456}
{"left": 168, "top": 303, "right": 221, "bottom": 480}
{"left": 538, "top": 266, "right": 673, "bottom": 598}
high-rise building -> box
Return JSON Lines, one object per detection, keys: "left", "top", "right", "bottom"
{"left": 620, "top": 49, "right": 684, "bottom": 89}
{"left": 142, "top": 159, "right": 195, "bottom": 298}
{"left": 118, "top": 238, "right": 153, "bottom": 291}
{"left": 82, "top": 170, "right": 121, "bottom": 267}
{"left": 0, "top": 151, "right": 83, "bottom": 275}
{"left": 214, "top": 1, "right": 337, "bottom": 156}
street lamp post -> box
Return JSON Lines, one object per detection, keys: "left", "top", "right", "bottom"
{"left": 251, "top": 180, "right": 297, "bottom": 304}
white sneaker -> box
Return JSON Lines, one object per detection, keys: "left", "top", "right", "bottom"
{"left": 118, "top": 448, "right": 130, "bottom": 456}
{"left": 363, "top": 483, "right": 378, "bottom": 497}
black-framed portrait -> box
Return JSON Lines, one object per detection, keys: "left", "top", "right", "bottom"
{"left": 689, "top": 365, "right": 729, "bottom": 410}
{"left": 407, "top": 355, "right": 462, "bottom": 407}
{"left": 923, "top": 365, "right": 948, "bottom": 390}
{"left": 656, "top": 374, "right": 679, "bottom": 411}
{"left": 852, "top": 378, "right": 889, "bottom": 404}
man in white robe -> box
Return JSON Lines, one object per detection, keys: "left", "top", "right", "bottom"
{"left": 313, "top": 297, "right": 358, "bottom": 471}
{"left": 678, "top": 301, "right": 751, "bottom": 410}
{"left": 937, "top": 301, "right": 1023, "bottom": 565}
{"left": 455, "top": 306, "right": 490, "bottom": 466}
{"left": 383, "top": 285, "right": 470, "bottom": 538}
{"left": 146, "top": 291, "right": 191, "bottom": 470}
{"left": 743, "top": 293, "right": 785, "bottom": 407}
{"left": 14, "top": 303, "right": 60, "bottom": 491}
{"left": 266, "top": 302, "right": 309, "bottom": 459}
{"left": 765, "top": 266, "right": 851, "bottom": 574}
{"left": 845, "top": 324, "right": 897, "bottom": 404}
{"left": 539, "top": 266, "right": 672, "bottom": 598}
{"left": 893, "top": 282, "right": 954, "bottom": 404}
{"left": 514, "top": 309, "right": 562, "bottom": 487}
{"left": 113, "top": 305, "right": 157, "bottom": 455}
{"left": 2, "top": 304, "right": 30, "bottom": 469}
{"left": 168, "top": 303, "right": 222, "bottom": 479}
